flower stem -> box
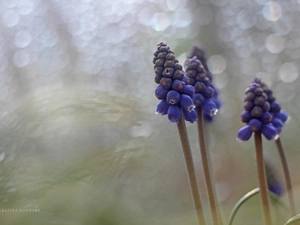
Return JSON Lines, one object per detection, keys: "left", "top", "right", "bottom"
{"left": 177, "top": 114, "right": 207, "bottom": 225}
{"left": 177, "top": 115, "right": 206, "bottom": 225}
{"left": 275, "top": 137, "right": 296, "bottom": 216}
{"left": 254, "top": 132, "right": 272, "bottom": 225}
{"left": 196, "top": 107, "right": 220, "bottom": 225}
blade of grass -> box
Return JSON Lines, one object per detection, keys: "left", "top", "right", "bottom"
{"left": 228, "top": 188, "right": 289, "bottom": 225}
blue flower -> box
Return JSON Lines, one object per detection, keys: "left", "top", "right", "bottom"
{"left": 237, "top": 80, "right": 278, "bottom": 141}
{"left": 153, "top": 42, "right": 197, "bottom": 123}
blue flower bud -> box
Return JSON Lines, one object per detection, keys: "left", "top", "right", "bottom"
{"left": 202, "top": 100, "right": 217, "bottom": 116}
{"left": 275, "top": 110, "right": 288, "bottom": 123}
{"left": 248, "top": 119, "right": 262, "bottom": 132}
{"left": 172, "top": 80, "right": 185, "bottom": 92}
{"left": 193, "top": 93, "right": 205, "bottom": 106}
{"left": 261, "top": 112, "right": 272, "bottom": 124}
{"left": 166, "top": 90, "right": 180, "bottom": 105}
{"left": 271, "top": 117, "right": 283, "bottom": 133}
{"left": 241, "top": 111, "right": 251, "bottom": 123}
{"left": 179, "top": 94, "right": 195, "bottom": 112}
{"left": 203, "top": 86, "right": 214, "bottom": 98}
{"left": 167, "top": 105, "right": 181, "bottom": 123}
{"left": 261, "top": 124, "right": 278, "bottom": 140}
{"left": 237, "top": 125, "right": 252, "bottom": 142}
{"left": 159, "top": 77, "right": 173, "bottom": 89}
{"left": 182, "top": 75, "right": 189, "bottom": 84}
{"left": 156, "top": 100, "right": 169, "bottom": 115}
{"left": 183, "top": 109, "right": 198, "bottom": 123}
{"left": 271, "top": 101, "right": 281, "bottom": 113}
{"left": 155, "top": 85, "right": 169, "bottom": 100}
{"left": 182, "top": 85, "right": 195, "bottom": 98}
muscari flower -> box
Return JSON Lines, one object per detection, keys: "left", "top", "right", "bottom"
{"left": 237, "top": 81, "right": 279, "bottom": 141}
{"left": 185, "top": 45, "right": 221, "bottom": 122}
{"left": 153, "top": 42, "right": 197, "bottom": 124}
{"left": 252, "top": 78, "right": 289, "bottom": 134}
{"left": 184, "top": 56, "right": 218, "bottom": 118}
{"left": 265, "top": 160, "right": 283, "bottom": 196}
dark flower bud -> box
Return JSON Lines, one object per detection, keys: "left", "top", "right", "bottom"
{"left": 156, "top": 100, "right": 169, "bottom": 115}
{"left": 193, "top": 93, "right": 205, "bottom": 106}
{"left": 166, "top": 90, "right": 180, "bottom": 105}
{"left": 187, "top": 77, "right": 195, "bottom": 85}
{"left": 195, "top": 72, "right": 206, "bottom": 81}
{"left": 182, "top": 75, "right": 189, "bottom": 84}
{"left": 254, "top": 96, "right": 264, "bottom": 106}
{"left": 157, "top": 52, "right": 167, "bottom": 59}
{"left": 172, "top": 80, "right": 185, "bottom": 92}
{"left": 154, "top": 74, "right": 162, "bottom": 84}
{"left": 244, "top": 101, "right": 253, "bottom": 111}
{"left": 202, "top": 100, "right": 217, "bottom": 116}
{"left": 237, "top": 125, "right": 252, "bottom": 142}
{"left": 254, "top": 87, "right": 263, "bottom": 96}
{"left": 271, "top": 101, "right": 281, "bottom": 113}
{"left": 164, "top": 60, "right": 176, "bottom": 68}
{"left": 155, "top": 67, "right": 164, "bottom": 76}
{"left": 159, "top": 77, "right": 172, "bottom": 89}
{"left": 187, "top": 70, "right": 196, "bottom": 78}
{"left": 262, "top": 102, "right": 270, "bottom": 112}
{"left": 155, "top": 59, "right": 165, "bottom": 67}
{"left": 174, "top": 63, "right": 182, "bottom": 70}
{"left": 172, "top": 70, "right": 185, "bottom": 80}
{"left": 261, "top": 112, "right": 272, "bottom": 124}
{"left": 162, "top": 67, "right": 174, "bottom": 77}
{"left": 155, "top": 85, "right": 169, "bottom": 100}
{"left": 182, "top": 85, "right": 195, "bottom": 97}
{"left": 203, "top": 86, "right": 214, "bottom": 98}
{"left": 165, "top": 53, "right": 176, "bottom": 60}
{"left": 201, "top": 77, "right": 211, "bottom": 87}
{"left": 194, "top": 82, "right": 206, "bottom": 93}
{"left": 179, "top": 94, "right": 195, "bottom": 112}
{"left": 251, "top": 106, "right": 262, "bottom": 118}
{"left": 183, "top": 109, "right": 198, "bottom": 123}
{"left": 261, "top": 124, "right": 278, "bottom": 140}
{"left": 241, "top": 111, "right": 251, "bottom": 123}
{"left": 167, "top": 105, "right": 181, "bottom": 124}
{"left": 248, "top": 119, "right": 262, "bottom": 132}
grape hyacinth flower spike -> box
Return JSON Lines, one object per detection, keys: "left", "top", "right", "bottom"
{"left": 153, "top": 42, "right": 207, "bottom": 225}
{"left": 237, "top": 80, "right": 275, "bottom": 225}
{"left": 154, "top": 42, "right": 197, "bottom": 124}
{"left": 237, "top": 81, "right": 278, "bottom": 142}
{"left": 252, "top": 78, "right": 296, "bottom": 216}
{"left": 185, "top": 45, "right": 221, "bottom": 122}
{"left": 184, "top": 55, "right": 221, "bottom": 225}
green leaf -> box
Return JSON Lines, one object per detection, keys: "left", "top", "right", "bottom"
{"left": 284, "top": 214, "right": 300, "bottom": 225}
{"left": 228, "top": 188, "right": 289, "bottom": 225}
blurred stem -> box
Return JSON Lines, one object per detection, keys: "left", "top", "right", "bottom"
{"left": 228, "top": 188, "right": 289, "bottom": 225}
{"left": 275, "top": 138, "right": 296, "bottom": 216}
{"left": 177, "top": 113, "right": 207, "bottom": 225}
{"left": 254, "top": 132, "right": 272, "bottom": 225}
{"left": 196, "top": 107, "right": 220, "bottom": 225}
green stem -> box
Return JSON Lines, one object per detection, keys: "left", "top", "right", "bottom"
{"left": 196, "top": 107, "right": 220, "bottom": 225}
{"left": 228, "top": 188, "right": 289, "bottom": 225}
{"left": 177, "top": 114, "right": 207, "bottom": 225}
{"left": 254, "top": 132, "right": 272, "bottom": 225}
{"left": 275, "top": 138, "right": 296, "bottom": 216}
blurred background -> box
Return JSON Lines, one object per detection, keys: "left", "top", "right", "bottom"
{"left": 0, "top": 0, "right": 300, "bottom": 224}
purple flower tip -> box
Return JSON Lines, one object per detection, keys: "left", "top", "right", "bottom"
{"left": 275, "top": 110, "right": 289, "bottom": 123}
{"left": 155, "top": 85, "right": 168, "bottom": 100}
{"left": 261, "top": 124, "right": 279, "bottom": 140}
{"left": 179, "top": 94, "right": 195, "bottom": 112}
{"left": 183, "top": 109, "right": 198, "bottom": 123}
{"left": 182, "top": 85, "right": 195, "bottom": 98}
{"left": 167, "top": 105, "right": 181, "bottom": 123}
{"left": 202, "top": 100, "right": 218, "bottom": 116}
{"left": 166, "top": 90, "right": 180, "bottom": 105}
{"left": 271, "top": 117, "right": 283, "bottom": 134}
{"left": 248, "top": 119, "right": 262, "bottom": 132}
{"left": 237, "top": 125, "right": 252, "bottom": 142}
{"left": 156, "top": 100, "right": 169, "bottom": 115}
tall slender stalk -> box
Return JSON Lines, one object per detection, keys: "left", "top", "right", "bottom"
{"left": 196, "top": 107, "right": 220, "bottom": 225}
{"left": 254, "top": 132, "right": 272, "bottom": 225}
{"left": 275, "top": 138, "right": 296, "bottom": 216}
{"left": 177, "top": 114, "right": 207, "bottom": 225}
